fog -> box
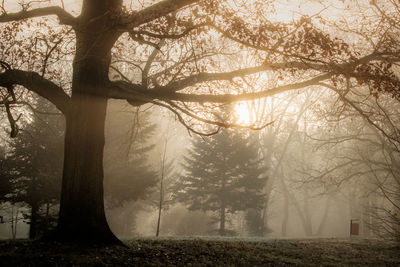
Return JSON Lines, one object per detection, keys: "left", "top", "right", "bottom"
{"left": 1, "top": 88, "right": 398, "bottom": 240}
{"left": 0, "top": 0, "right": 399, "bottom": 243}
{"left": 103, "top": 93, "right": 398, "bottom": 239}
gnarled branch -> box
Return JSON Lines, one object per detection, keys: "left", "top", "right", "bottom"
{"left": 104, "top": 72, "right": 332, "bottom": 105}
{"left": 92, "top": 51, "right": 400, "bottom": 109}
{"left": 152, "top": 62, "right": 322, "bottom": 93}
{"left": 154, "top": 52, "right": 400, "bottom": 94}
{"left": 0, "top": 6, "right": 77, "bottom": 26}
{"left": 0, "top": 69, "right": 70, "bottom": 114}
{"left": 160, "top": 73, "right": 333, "bottom": 103}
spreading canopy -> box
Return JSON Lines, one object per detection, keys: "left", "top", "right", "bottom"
{"left": 1, "top": 0, "right": 398, "bottom": 135}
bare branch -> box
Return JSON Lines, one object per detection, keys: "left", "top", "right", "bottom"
{"left": 152, "top": 62, "right": 318, "bottom": 93}
{"left": 156, "top": 73, "right": 333, "bottom": 103}
{"left": 4, "top": 102, "right": 20, "bottom": 138}
{"left": 41, "top": 38, "right": 63, "bottom": 77}
{"left": 142, "top": 39, "right": 165, "bottom": 86}
{"left": 104, "top": 72, "right": 332, "bottom": 105}
{"left": 93, "top": 51, "right": 399, "bottom": 109}
{"left": 119, "top": 0, "right": 198, "bottom": 29}
{"left": 152, "top": 52, "right": 393, "bottom": 94}
{"left": 0, "top": 68, "right": 70, "bottom": 114}
{"left": 0, "top": 100, "right": 63, "bottom": 116}
{"left": 165, "top": 100, "right": 273, "bottom": 130}
{"left": 104, "top": 72, "right": 332, "bottom": 107}
{"left": 318, "top": 82, "right": 400, "bottom": 152}
{"left": 0, "top": 6, "right": 77, "bottom": 26}
{"left": 151, "top": 100, "right": 221, "bottom": 136}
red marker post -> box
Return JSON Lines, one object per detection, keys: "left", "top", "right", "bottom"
{"left": 350, "top": 219, "right": 360, "bottom": 236}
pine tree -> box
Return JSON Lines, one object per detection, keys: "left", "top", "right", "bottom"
{"left": 103, "top": 100, "right": 158, "bottom": 207}
{"left": 1, "top": 98, "right": 64, "bottom": 239}
{"left": 103, "top": 100, "right": 159, "bottom": 237}
{"left": 174, "top": 127, "right": 267, "bottom": 236}
{"left": 0, "top": 145, "right": 13, "bottom": 205}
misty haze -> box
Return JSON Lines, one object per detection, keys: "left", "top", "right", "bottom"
{"left": 0, "top": 0, "right": 399, "bottom": 266}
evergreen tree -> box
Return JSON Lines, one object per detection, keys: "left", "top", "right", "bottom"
{"left": 174, "top": 127, "right": 267, "bottom": 236}
{"left": 245, "top": 208, "right": 267, "bottom": 236}
{"left": 104, "top": 100, "right": 158, "bottom": 207}
{"left": 103, "top": 101, "right": 159, "bottom": 236}
{"left": 0, "top": 145, "right": 11, "bottom": 202}
{"left": 1, "top": 100, "right": 159, "bottom": 238}
{"left": 1, "top": 98, "right": 64, "bottom": 239}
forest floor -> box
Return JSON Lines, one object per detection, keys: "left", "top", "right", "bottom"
{"left": 0, "top": 237, "right": 399, "bottom": 266}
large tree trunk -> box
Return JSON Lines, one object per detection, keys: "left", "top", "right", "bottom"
{"left": 54, "top": 94, "right": 120, "bottom": 244}
{"left": 51, "top": 0, "right": 123, "bottom": 245}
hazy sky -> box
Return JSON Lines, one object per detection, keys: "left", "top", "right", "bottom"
{"left": 3, "top": 0, "right": 345, "bottom": 20}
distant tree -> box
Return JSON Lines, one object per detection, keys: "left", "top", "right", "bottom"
{"left": 103, "top": 101, "right": 158, "bottom": 237}
{"left": 160, "top": 204, "right": 212, "bottom": 236}
{"left": 104, "top": 101, "right": 158, "bottom": 207}
{"left": 245, "top": 208, "right": 268, "bottom": 236}
{"left": 154, "top": 120, "right": 179, "bottom": 237}
{"left": 174, "top": 125, "right": 267, "bottom": 236}
{"left": 1, "top": 98, "right": 64, "bottom": 239}
{"left": 0, "top": 145, "right": 12, "bottom": 202}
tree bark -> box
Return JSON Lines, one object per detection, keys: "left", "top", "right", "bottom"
{"left": 54, "top": 94, "right": 120, "bottom": 244}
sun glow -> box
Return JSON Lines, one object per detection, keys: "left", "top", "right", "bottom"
{"left": 234, "top": 102, "right": 253, "bottom": 125}
{"left": 233, "top": 98, "right": 273, "bottom": 127}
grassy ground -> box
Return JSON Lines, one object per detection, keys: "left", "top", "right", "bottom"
{"left": 0, "top": 237, "right": 399, "bottom": 266}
